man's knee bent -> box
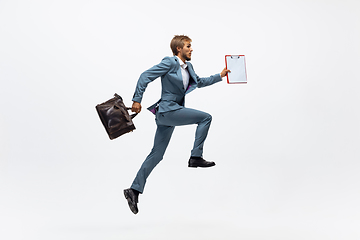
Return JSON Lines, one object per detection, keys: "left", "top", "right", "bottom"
{"left": 204, "top": 113, "right": 212, "bottom": 123}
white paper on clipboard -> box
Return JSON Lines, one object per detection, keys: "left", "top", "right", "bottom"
{"left": 225, "top": 55, "right": 247, "bottom": 84}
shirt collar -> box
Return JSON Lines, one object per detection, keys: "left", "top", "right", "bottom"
{"left": 176, "top": 56, "right": 188, "bottom": 69}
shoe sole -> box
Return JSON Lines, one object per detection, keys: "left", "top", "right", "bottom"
{"left": 188, "top": 163, "right": 216, "bottom": 168}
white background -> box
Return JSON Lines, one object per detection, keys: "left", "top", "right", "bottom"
{"left": 1, "top": 0, "right": 360, "bottom": 239}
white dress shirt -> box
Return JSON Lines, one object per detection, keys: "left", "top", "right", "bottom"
{"left": 176, "top": 56, "right": 190, "bottom": 90}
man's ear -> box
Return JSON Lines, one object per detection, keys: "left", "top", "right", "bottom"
{"left": 176, "top": 46, "right": 182, "bottom": 55}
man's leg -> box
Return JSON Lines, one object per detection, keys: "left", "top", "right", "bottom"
{"left": 130, "top": 125, "right": 175, "bottom": 194}
{"left": 156, "top": 108, "right": 212, "bottom": 158}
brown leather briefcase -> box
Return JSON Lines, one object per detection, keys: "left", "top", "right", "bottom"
{"left": 96, "top": 93, "right": 137, "bottom": 140}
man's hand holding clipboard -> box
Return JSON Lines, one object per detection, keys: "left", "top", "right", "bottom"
{"left": 225, "top": 55, "right": 247, "bottom": 84}
{"left": 221, "top": 67, "right": 231, "bottom": 78}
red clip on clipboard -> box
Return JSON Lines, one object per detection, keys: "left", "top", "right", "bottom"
{"left": 225, "top": 55, "right": 247, "bottom": 84}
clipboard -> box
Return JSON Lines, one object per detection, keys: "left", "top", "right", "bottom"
{"left": 225, "top": 55, "right": 247, "bottom": 84}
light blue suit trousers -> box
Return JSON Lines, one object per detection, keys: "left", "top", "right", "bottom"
{"left": 130, "top": 56, "right": 222, "bottom": 193}
{"left": 131, "top": 108, "right": 212, "bottom": 193}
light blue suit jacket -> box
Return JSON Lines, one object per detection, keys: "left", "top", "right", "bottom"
{"left": 132, "top": 56, "right": 222, "bottom": 114}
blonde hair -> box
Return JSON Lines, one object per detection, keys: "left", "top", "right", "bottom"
{"left": 170, "top": 35, "right": 192, "bottom": 56}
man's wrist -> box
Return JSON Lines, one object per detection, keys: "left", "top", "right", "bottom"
{"left": 132, "top": 97, "right": 142, "bottom": 103}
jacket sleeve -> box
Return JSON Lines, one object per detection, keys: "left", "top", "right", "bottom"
{"left": 132, "top": 57, "right": 172, "bottom": 103}
{"left": 195, "top": 73, "right": 222, "bottom": 88}
{"left": 187, "top": 62, "right": 222, "bottom": 88}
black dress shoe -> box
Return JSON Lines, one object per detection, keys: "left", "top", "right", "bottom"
{"left": 124, "top": 188, "right": 139, "bottom": 214}
{"left": 188, "top": 157, "right": 216, "bottom": 168}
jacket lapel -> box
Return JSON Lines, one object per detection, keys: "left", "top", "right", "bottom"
{"left": 176, "top": 66, "right": 183, "bottom": 84}
{"left": 185, "top": 63, "right": 197, "bottom": 94}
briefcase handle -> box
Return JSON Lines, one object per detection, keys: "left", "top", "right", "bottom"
{"left": 126, "top": 107, "right": 138, "bottom": 119}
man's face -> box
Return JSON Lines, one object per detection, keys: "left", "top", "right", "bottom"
{"left": 178, "top": 41, "right": 193, "bottom": 61}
